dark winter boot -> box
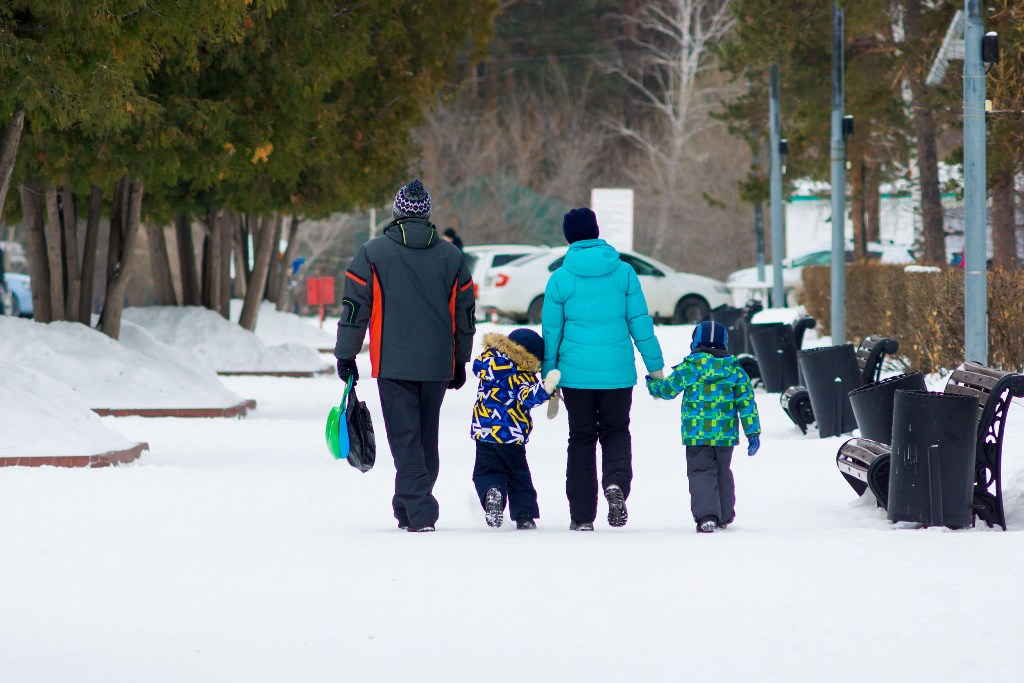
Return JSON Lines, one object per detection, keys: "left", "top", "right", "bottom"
{"left": 407, "top": 525, "right": 435, "bottom": 533}
{"left": 485, "top": 487, "right": 505, "bottom": 528}
{"left": 604, "top": 484, "right": 628, "bottom": 528}
{"left": 697, "top": 516, "right": 718, "bottom": 533}
{"left": 718, "top": 517, "right": 733, "bottom": 530}
{"left": 515, "top": 518, "right": 537, "bottom": 530}
{"left": 570, "top": 520, "right": 594, "bottom": 531}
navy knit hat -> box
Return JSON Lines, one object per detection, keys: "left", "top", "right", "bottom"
{"left": 562, "top": 207, "right": 599, "bottom": 244}
{"left": 691, "top": 321, "right": 728, "bottom": 351}
{"left": 508, "top": 328, "right": 544, "bottom": 363}
{"left": 393, "top": 179, "right": 431, "bottom": 219}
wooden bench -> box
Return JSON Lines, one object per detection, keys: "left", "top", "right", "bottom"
{"left": 781, "top": 335, "right": 899, "bottom": 434}
{"left": 835, "top": 361, "right": 1024, "bottom": 529}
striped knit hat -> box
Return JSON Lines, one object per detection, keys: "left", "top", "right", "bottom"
{"left": 691, "top": 320, "right": 728, "bottom": 351}
{"left": 392, "top": 178, "right": 431, "bottom": 219}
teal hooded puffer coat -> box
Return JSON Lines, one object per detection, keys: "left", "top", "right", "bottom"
{"left": 541, "top": 239, "right": 664, "bottom": 389}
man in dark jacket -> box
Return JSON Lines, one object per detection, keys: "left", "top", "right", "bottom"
{"left": 335, "top": 178, "right": 476, "bottom": 532}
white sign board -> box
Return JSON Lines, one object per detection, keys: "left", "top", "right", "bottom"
{"left": 590, "top": 188, "right": 634, "bottom": 252}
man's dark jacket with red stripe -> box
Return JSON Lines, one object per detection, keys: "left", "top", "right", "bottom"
{"left": 335, "top": 217, "right": 476, "bottom": 381}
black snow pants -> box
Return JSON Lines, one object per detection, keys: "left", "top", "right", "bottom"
{"left": 377, "top": 378, "right": 448, "bottom": 528}
{"left": 562, "top": 387, "right": 633, "bottom": 524}
{"left": 472, "top": 441, "right": 540, "bottom": 521}
{"left": 685, "top": 445, "right": 736, "bottom": 524}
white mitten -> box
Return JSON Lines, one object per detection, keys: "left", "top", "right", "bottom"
{"left": 543, "top": 369, "right": 561, "bottom": 394}
{"left": 649, "top": 369, "right": 665, "bottom": 380}
{"left": 546, "top": 390, "right": 561, "bottom": 420}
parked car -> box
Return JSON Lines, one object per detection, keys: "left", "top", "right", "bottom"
{"left": 480, "top": 247, "right": 731, "bottom": 324}
{"left": 464, "top": 244, "right": 549, "bottom": 318}
{"left": 2, "top": 273, "right": 33, "bottom": 317}
{"left": 726, "top": 246, "right": 914, "bottom": 305}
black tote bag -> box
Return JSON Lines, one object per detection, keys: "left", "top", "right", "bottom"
{"left": 345, "top": 385, "right": 377, "bottom": 473}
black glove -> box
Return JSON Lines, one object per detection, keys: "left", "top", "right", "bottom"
{"left": 337, "top": 358, "right": 359, "bottom": 385}
{"left": 448, "top": 363, "right": 467, "bottom": 390}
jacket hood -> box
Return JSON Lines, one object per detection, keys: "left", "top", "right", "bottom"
{"left": 680, "top": 351, "right": 736, "bottom": 383}
{"left": 383, "top": 217, "right": 439, "bottom": 249}
{"left": 562, "top": 239, "right": 621, "bottom": 277}
{"left": 482, "top": 332, "right": 541, "bottom": 372}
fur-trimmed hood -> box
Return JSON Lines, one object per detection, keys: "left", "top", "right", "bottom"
{"left": 482, "top": 332, "right": 541, "bottom": 373}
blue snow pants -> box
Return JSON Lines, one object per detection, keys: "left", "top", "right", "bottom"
{"left": 472, "top": 441, "right": 540, "bottom": 521}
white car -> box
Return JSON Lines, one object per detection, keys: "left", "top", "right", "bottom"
{"left": 463, "top": 244, "right": 548, "bottom": 299}
{"left": 480, "top": 247, "right": 731, "bottom": 324}
{"left": 727, "top": 246, "right": 915, "bottom": 305}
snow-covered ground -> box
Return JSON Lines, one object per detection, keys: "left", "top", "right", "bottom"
{"left": 229, "top": 299, "right": 337, "bottom": 350}
{"left": 0, "top": 362, "right": 133, "bottom": 456}
{"left": 124, "top": 306, "right": 329, "bottom": 373}
{"left": 1, "top": 323, "right": 1022, "bottom": 682}
{"left": 0, "top": 316, "right": 242, "bottom": 410}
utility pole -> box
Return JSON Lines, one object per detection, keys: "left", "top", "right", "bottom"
{"left": 963, "top": 0, "right": 987, "bottom": 363}
{"left": 769, "top": 63, "right": 784, "bottom": 308}
{"left": 830, "top": 1, "right": 846, "bottom": 344}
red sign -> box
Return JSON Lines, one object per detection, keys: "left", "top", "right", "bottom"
{"left": 306, "top": 276, "right": 336, "bottom": 306}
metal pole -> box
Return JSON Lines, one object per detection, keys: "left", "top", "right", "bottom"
{"left": 769, "top": 64, "right": 785, "bottom": 308}
{"left": 830, "top": 1, "right": 846, "bottom": 344}
{"left": 754, "top": 201, "right": 766, "bottom": 283}
{"left": 963, "top": 0, "right": 987, "bottom": 364}
{"left": 369, "top": 207, "right": 377, "bottom": 238}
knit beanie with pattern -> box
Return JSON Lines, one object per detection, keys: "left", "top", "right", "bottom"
{"left": 393, "top": 179, "right": 431, "bottom": 219}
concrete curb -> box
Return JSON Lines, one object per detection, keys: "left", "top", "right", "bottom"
{"left": 91, "top": 399, "right": 257, "bottom": 418}
{"left": 0, "top": 442, "right": 149, "bottom": 468}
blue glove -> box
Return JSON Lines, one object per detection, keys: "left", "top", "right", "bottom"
{"left": 747, "top": 435, "right": 760, "bottom": 457}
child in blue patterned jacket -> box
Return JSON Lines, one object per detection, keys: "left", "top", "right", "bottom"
{"left": 471, "top": 328, "right": 560, "bottom": 529}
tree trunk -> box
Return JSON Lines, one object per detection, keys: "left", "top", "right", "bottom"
{"left": 219, "top": 211, "right": 233, "bottom": 317}
{"left": 79, "top": 185, "right": 104, "bottom": 323}
{"left": 905, "top": 0, "right": 946, "bottom": 266}
{"left": 233, "top": 214, "right": 248, "bottom": 301}
{"left": 60, "top": 184, "right": 81, "bottom": 322}
{"left": 0, "top": 108, "right": 25, "bottom": 221}
{"left": 866, "top": 163, "right": 882, "bottom": 245}
{"left": 239, "top": 214, "right": 280, "bottom": 331}
{"left": 175, "top": 212, "right": 202, "bottom": 306}
{"left": 99, "top": 179, "right": 145, "bottom": 340}
{"left": 43, "top": 187, "right": 66, "bottom": 320}
{"left": 265, "top": 212, "right": 284, "bottom": 302}
{"left": 991, "top": 170, "right": 1017, "bottom": 269}
{"left": 276, "top": 216, "right": 301, "bottom": 312}
{"left": 852, "top": 160, "right": 868, "bottom": 261}
{"left": 19, "top": 183, "right": 51, "bottom": 322}
{"left": 203, "top": 210, "right": 223, "bottom": 314}
{"left": 147, "top": 222, "right": 178, "bottom": 305}
{"left": 106, "top": 178, "right": 128, "bottom": 300}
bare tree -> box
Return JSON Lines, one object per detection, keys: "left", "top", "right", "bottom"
{"left": 415, "top": 72, "right": 608, "bottom": 244}
{"left": 606, "top": 0, "right": 738, "bottom": 253}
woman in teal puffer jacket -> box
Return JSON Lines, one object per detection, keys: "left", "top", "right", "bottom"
{"left": 541, "top": 208, "right": 664, "bottom": 531}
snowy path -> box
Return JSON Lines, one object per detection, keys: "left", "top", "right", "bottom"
{"left": 3, "top": 336, "right": 1024, "bottom": 682}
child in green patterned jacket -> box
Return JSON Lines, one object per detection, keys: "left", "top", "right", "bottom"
{"left": 646, "top": 321, "right": 761, "bottom": 533}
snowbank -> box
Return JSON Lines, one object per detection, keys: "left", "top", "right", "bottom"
{"left": 123, "top": 306, "right": 328, "bottom": 373}
{"left": 0, "top": 316, "right": 243, "bottom": 410}
{"left": 0, "top": 362, "right": 132, "bottom": 456}
{"left": 228, "top": 299, "right": 336, "bottom": 350}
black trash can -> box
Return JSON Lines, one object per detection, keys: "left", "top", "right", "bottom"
{"left": 848, "top": 372, "right": 927, "bottom": 444}
{"left": 748, "top": 323, "right": 799, "bottom": 393}
{"left": 887, "top": 390, "right": 977, "bottom": 528}
{"left": 793, "top": 316, "right": 816, "bottom": 386}
{"left": 711, "top": 305, "right": 748, "bottom": 355}
{"left": 712, "top": 300, "right": 763, "bottom": 356}
{"left": 798, "top": 344, "right": 862, "bottom": 438}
